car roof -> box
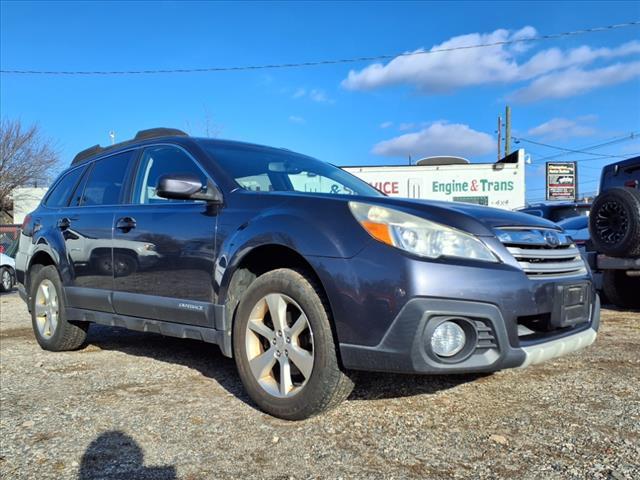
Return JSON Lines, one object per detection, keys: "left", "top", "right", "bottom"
{"left": 602, "top": 156, "right": 640, "bottom": 172}
{"left": 71, "top": 127, "right": 296, "bottom": 166}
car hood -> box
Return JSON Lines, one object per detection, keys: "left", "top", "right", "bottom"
{"left": 0, "top": 253, "right": 16, "bottom": 268}
{"left": 347, "top": 195, "right": 560, "bottom": 237}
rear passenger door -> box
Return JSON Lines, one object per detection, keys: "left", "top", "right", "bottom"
{"left": 62, "top": 151, "right": 137, "bottom": 312}
{"left": 111, "top": 144, "right": 218, "bottom": 328}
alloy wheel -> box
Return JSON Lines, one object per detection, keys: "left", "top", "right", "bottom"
{"left": 245, "top": 293, "right": 314, "bottom": 398}
{"left": 1, "top": 270, "right": 10, "bottom": 290}
{"left": 34, "top": 279, "right": 59, "bottom": 338}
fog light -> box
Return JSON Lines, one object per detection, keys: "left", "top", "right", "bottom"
{"left": 431, "top": 321, "right": 466, "bottom": 357}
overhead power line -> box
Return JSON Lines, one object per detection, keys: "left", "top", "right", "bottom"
{"left": 532, "top": 133, "right": 640, "bottom": 162}
{"left": 1, "top": 21, "right": 639, "bottom": 76}
{"left": 527, "top": 178, "right": 601, "bottom": 193}
{"left": 514, "top": 132, "right": 639, "bottom": 161}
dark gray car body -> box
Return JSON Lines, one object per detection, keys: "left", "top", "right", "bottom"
{"left": 16, "top": 136, "right": 600, "bottom": 374}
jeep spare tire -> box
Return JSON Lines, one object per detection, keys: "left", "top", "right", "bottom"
{"left": 590, "top": 187, "right": 640, "bottom": 257}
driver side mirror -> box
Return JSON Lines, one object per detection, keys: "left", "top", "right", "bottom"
{"left": 156, "top": 174, "right": 223, "bottom": 203}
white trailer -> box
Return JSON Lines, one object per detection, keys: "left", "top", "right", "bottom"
{"left": 344, "top": 150, "right": 526, "bottom": 211}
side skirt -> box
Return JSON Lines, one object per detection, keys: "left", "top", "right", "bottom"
{"left": 66, "top": 307, "right": 232, "bottom": 357}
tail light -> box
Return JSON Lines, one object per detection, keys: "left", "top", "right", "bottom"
{"left": 20, "top": 214, "right": 33, "bottom": 236}
{"left": 624, "top": 180, "right": 638, "bottom": 189}
{"left": 21, "top": 214, "right": 32, "bottom": 230}
{"left": 0, "top": 245, "right": 4, "bottom": 254}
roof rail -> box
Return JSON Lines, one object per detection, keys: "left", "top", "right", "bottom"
{"left": 134, "top": 127, "right": 188, "bottom": 141}
{"left": 72, "top": 145, "right": 104, "bottom": 165}
{"left": 70, "top": 127, "right": 189, "bottom": 165}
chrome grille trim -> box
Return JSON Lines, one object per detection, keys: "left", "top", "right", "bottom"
{"left": 507, "top": 246, "right": 582, "bottom": 259}
{"left": 497, "top": 228, "right": 588, "bottom": 278}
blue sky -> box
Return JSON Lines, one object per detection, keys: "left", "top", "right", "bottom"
{"left": 1, "top": 0, "right": 639, "bottom": 202}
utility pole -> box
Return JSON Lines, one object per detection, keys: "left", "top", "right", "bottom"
{"left": 504, "top": 105, "right": 512, "bottom": 155}
{"left": 497, "top": 115, "right": 502, "bottom": 161}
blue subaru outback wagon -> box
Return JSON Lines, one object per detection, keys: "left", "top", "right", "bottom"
{"left": 15, "top": 128, "right": 599, "bottom": 419}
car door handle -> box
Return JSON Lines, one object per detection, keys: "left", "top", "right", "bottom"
{"left": 57, "top": 217, "right": 72, "bottom": 230}
{"left": 115, "top": 217, "right": 137, "bottom": 232}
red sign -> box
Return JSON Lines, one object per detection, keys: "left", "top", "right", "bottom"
{"left": 370, "top": 181, "right": 399, "bottom": 195}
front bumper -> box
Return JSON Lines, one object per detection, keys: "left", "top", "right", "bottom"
{"left": 339, "top": 294, "right": 600, "bottom": 374}
{"left": 518, "top": 324, "right": 597, "bottom": 368}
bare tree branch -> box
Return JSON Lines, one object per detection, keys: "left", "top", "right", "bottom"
{"left": 0, "top": 119, "right": 60, "bottom": 213}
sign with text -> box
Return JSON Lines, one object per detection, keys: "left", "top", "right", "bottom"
{"left": 344, "top": 151, "right": 525, "bottom": 211}
{"left": 546, "top": 162, "right": 577, "bottom": 201}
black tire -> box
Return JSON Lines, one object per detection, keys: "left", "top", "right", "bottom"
{"left": 233, "top": 268, "right": 354, "bottom": 420}
{"left": 602, "top": 269, "right": 640, "bottom": 309}
{"left": 589, "top": 187, "right": 640, "bottom": 257}
{"left": 29, "top": 265, "right": 88, "bottom": 351}
{"left": 0, "top": 266, "right": 14, "bottom": 292}
{"left": 113, "top": 253, "right": 137, "bottom": 278}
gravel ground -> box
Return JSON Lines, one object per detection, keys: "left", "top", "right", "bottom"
{"left": 1, "top": 290, "right": 638, "bottom": 479}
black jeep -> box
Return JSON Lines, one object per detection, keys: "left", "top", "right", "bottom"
{"left": 587, "top": 156, "right": 640, "bottom": 308}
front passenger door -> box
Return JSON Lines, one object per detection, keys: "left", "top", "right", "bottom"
{"left": 111, "top": 145, "right": 219, "bottom": 328}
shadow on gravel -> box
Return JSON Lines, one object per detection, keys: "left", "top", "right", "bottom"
{"left": 85, "top": 324, "right": 486, "bottom": 407}
{"left": 85, "top": 324, "right": 251, "bottom": 402}
{"left": 348, "top": 371, "right": 488, "bottom": 401}
{"left": 79, "top": 431, "right": 176, "bottom": 480}
{"left": 601, "top": 303, "right": 640, "bottom": 313}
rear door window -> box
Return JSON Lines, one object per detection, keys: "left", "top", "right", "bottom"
{"left": 44, "top": 166, "right": 86, "bottom": 207}
{"left": 80, "top": 151, "right": 134, "bottom": 206}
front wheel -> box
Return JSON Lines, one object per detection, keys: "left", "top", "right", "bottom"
{"left": 0, "top": 267, "right": 13, "bottom": 292}
{"left": 233, "top": 268, "right": 353, "bottom": 420}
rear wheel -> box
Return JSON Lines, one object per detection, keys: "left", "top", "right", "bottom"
{"left": 602, "top": 270, "right": 640, "bottom": 309}
{"left": 233, "top": 268, "right": 353, "bottom": 420}
{"left": 29, "top": 265, "right": 88, "bottom": 351}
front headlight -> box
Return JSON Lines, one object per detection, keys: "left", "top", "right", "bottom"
{"left": 349, "top": 201, "right": 498, "bottom": 262}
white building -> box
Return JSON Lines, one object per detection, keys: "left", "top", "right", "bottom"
{"left": 343, "top": 150, "right": 526, "bottom": 211}
{"left": 12, "top": 187, "right": 48, "bottom": 224}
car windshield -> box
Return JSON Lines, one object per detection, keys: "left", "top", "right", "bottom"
{"left": 558, "top": 215, "right": 588, "bottom": 230}
{"left": 203, "top": 142, "right": 382, "bottom": 197}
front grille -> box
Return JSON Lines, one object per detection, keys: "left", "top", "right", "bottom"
{"left": 507, "top": 244, "right": 587, "bottom": 278}
{"left": 497, "top": 228, "right": 588, "bottom": 279}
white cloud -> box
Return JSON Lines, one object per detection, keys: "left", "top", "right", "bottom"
{"left": 398, "top": 122, "right": 417, "bottom": 131}
{"left": 288, "top": 115, "right": 305, "bottom": 124}
{"left": 341, "top": 25, "right": 640, "bottom": 101}
{"left": 527, "top": 117, "right": 597, "bottom": 140}
{"left": 517, "top": 41, "right": 640, "bottom": 80}
{"left": 372, "top": 122, "right": 494, "bottom": 159}
{"left": 509, "top": 61, "right": 640, "bottom": 102}
{"left": 379, "top": 121, "right": 393, "bottom": 129}
{"left": 292, "top": 87, "right": 334, "bottom": 103}
{"left": 309, "top": 89, "right": 334, "bottom": 103}
{"left": 509, "top": 26, "right": 537, "bottom": 53}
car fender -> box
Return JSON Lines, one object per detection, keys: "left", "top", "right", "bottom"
{"left": 216, "top": 207, "right": 371, "bottom": 305}
{"left": 27, "top": 227, "right": 73, "bottom": 286}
